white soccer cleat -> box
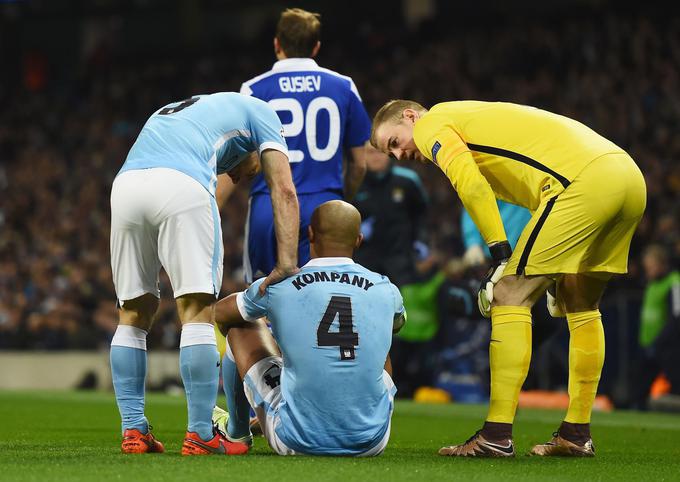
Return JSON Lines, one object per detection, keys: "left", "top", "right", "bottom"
{"left": 212, "top": 405, "right": 253, "bottom": 447}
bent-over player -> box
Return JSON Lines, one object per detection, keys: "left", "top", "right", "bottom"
{"left": 371, "top": 99, "right": 646, "bottom": 457}
{"left": 109, "top": 92, "right": 299, "bottom": 455}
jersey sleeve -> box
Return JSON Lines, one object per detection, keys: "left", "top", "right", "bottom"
{"left": 413, "top": 114, "right": 507, "bottom": 245}
{"left": 248, "top": 99, "right": 290, "bottom": 158}
{"left": 343, "top": 80, "right": 371, "bottom": 147}
{"left": 236, "top": 278, "right": 269, "bottom": 321}
{"left": 240, "top": 82, "right": 253, "bottom": 96}
{"left": 390, "top": 283, "right": 407, "bottom": 332}
{"left": 391, "top": 283, "right": 405, "bottom": 316}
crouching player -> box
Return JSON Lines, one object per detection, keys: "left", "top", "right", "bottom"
{"left": 213, "top": 201, "right": 405, "bottom": 456}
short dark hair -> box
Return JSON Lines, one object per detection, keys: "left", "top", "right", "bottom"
{"left": 276, "top": 8, "right": 321, "bottom": 58}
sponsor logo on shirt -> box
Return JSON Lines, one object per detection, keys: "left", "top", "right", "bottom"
{"left": 431, "top": 141, "right": 442, "bottom": 164}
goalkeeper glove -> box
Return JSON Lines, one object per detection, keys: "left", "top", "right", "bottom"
{"left": 477, "top": 241, "right": 512, "bottom": 317}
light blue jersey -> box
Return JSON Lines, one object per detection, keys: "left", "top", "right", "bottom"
{"left": 119, "top": 92, "right": 288, "bottom": 196}
{"left": 238, "top": 257, "right": 403, "bottom": 455}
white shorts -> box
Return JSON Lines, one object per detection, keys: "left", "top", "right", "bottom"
{"left": 243, "top": 356, "right": 394, "bottom": 457}
{"left": 110, "top": 168, "right": 223, "bottom": 304}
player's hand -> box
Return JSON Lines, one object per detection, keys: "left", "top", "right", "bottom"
{"left": 477, "top": 241, "right": 512, "bottom": 318}
{"left": 259, "top": 264, "right": 300, "bottom": 295}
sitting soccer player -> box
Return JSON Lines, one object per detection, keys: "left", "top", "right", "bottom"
{"left": 212, "top": 200, "right": 405, "bottom": 456}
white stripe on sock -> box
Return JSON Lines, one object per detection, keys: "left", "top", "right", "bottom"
{"left": 180, "top": 322, "right": 217, "bottom": 348}
{"left": 111, "top": 325, "right": 148, "bottom": 350}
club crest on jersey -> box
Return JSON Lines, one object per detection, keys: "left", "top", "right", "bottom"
{"left": 431, "top": 141, "right": 442, "bottom": 164}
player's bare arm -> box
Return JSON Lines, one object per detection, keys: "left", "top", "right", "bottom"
{"left": 260, "top": 148, "right": 300, "bottom": 293}
{"left": 343, "top": 142, "right": 368, "bottom": 201}
{"left": 213, "top": 293, "right": 251, "bottom": 337}
{"left": 215, "top": 173, "right": 236, "bottom": 210}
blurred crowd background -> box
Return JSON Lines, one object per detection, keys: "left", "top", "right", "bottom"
{"left": 1, "top": 0, "right": 679, "bottom": 408}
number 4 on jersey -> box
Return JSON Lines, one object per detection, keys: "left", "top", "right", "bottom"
{"left": 317, "top": 296, "right": 359, "bottom": 360}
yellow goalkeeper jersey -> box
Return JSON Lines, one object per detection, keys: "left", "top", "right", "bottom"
{"left": 413, "top": 101, "right": 625, "bottom": 245}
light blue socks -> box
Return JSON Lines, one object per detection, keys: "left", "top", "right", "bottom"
{"left": 110, "top": 325, "right": 149, "bottom": 434}
{"left": 222, "top": 340, "right": 251, "bottom": 438}
{"left": 179, "top": 323, "right": 220, "bottom": 441}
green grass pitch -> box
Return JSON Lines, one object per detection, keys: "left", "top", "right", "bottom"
{"left": 1, "top": 391, "right": 680, "bottom": 481}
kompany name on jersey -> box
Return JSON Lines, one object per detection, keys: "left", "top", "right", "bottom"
{"left": 291, "top": 270, "right": 375, "bottom": 291}
{"left": 279, "top": 75, "right": 321, "bottom": 93}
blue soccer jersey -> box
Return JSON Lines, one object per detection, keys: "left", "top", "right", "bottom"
{"left": 119, "top": 92, "right": 288, "bottom": 196}
{"left": 237, "top": 257, "right": 403, "bottom": 455}
{"left": 241, "top": 58, "right": 371, "bottom": 196}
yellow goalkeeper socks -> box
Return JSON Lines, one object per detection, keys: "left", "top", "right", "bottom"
{"left": 565, "top": 310, "right": 605, "bottom": 424}
{"left": 486, "top": 306, "right": 532, "bottom": 424}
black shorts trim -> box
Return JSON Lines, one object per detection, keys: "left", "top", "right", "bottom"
{"left": 516, "top": 196, "right": 558, "bottom": 275}
{"left": 467, "top": 143, "right": 571, "bottom": 189}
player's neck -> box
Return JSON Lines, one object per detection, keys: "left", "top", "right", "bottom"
{"left": 310, "top": 244, "right": 354, "bottom": 260}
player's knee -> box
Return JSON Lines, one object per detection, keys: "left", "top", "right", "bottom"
{"left": 563, "top": 299, "right": 600, "bottom": 314}
{"left": 492, "top": 277, "right": 532, "bottom": 307}
{"left": 176, "top": 293, "right": 215, "bottom": 323}
{"left": 493, "top": 275, "right": 552, "bottom": 307}
{"left": 119, "top": 294, "right": 159, "bottom": 330}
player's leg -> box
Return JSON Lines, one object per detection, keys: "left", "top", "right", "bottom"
{"left": 225, "top": 320, "right": 295, "bottom": 455}
{"left": 175, "top": 294, "right": 221, "bottom": 442}
{"left": 531, "top": 273, "right": 608, "bottom": 456}
{"left": 112, "top": 295, "right": 158, "bottom": 433}
{"left": 439, "top": 274, "right": 552, "bottom": 457}
{"left": 153, "top": 169, "right": 246, "bottom": 455}
{"left": 110, "top": 294, "right": 165, "bottom": 453}
{"left": 216, "top": 336, "right": 253, "bottom": 443}
{"left": 109, "top": 170, "right": 165, "bottom": 453}
{"left": 175, "top": 293, "right": 249, "bottom": 456}
{"left": 530, "top": 153, "right": 646, "bottom": 456}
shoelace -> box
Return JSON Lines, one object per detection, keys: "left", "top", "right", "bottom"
{"left": 463, "top": 429, "right": 483, "bottom": 446}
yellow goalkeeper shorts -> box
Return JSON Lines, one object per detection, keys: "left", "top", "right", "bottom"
{"left": 504, "top": 152, "right": 646, "bottom": 276}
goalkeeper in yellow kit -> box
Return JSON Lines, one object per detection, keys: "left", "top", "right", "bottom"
{"left": 371, "top": 100, "right": 646, "bottom": 457}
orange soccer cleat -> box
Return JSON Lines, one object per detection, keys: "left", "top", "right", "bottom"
{"left": 181, "top": 431, "right": 250, "bottom": 456}
{"left": 121, "top": 428, "right": 165, "bottom": 454}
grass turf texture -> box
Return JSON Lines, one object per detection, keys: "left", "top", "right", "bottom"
{"left": 1, "top": 391, "right": 679, "bottom": 481}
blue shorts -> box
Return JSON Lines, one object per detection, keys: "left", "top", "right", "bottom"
{"left": 243, "top": 191, "right": 342, "bottom": 283}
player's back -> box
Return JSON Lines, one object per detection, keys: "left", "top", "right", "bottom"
{"left": 264, "top": 258, "right": 399, "bottom": 455}
{"left": 417, "top": 101, "right": 627, "bottom": 210}
{"left": 242, "top": 59, "right": 370, "bottom": 196}
{"left": 120, "top": 92, "right": 283, "bottom": 196}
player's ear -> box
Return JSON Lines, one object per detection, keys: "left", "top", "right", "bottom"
{"left": 273, "top": 37, "right": 280, "bottom": 55}
{"left": 311, "top": 41, "right": 321, "bottom": 58}
{"left": 308, "top": 225, "right": 315, "bottom": 244}
{"left": 355, "top": 233, "right": 363, "bottom": 249}
{"left": 402, "top": 109, "right": 419, "bottom": 124}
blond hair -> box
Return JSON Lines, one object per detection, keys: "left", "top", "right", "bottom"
{"left": 276, "top": 8, "right": 321, "bottom": 58}
{"left": 370, "top": 99, "right": 426, "bottom": 148}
